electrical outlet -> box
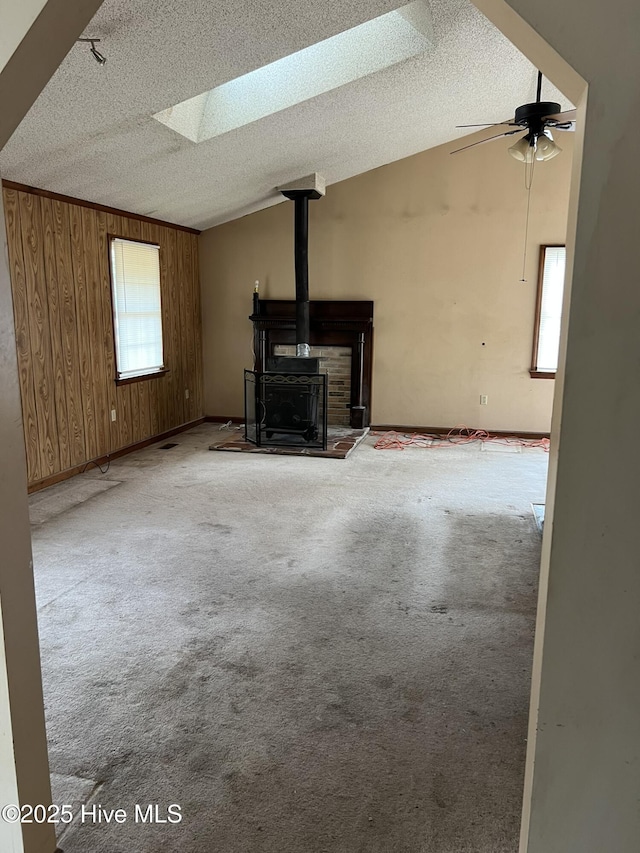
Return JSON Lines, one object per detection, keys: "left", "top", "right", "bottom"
{"left": 185, "top": 389, "right": 190, "bottom": 400}
{"left": 480, "top": 395, "right": 488, "bottom": 406}
{"left": 111, "top": 408, "right": 117, "bottom": 422}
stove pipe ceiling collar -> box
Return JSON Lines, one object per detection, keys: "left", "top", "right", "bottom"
{"left": 277, "top": 173, "right": 326, "bottom": 358}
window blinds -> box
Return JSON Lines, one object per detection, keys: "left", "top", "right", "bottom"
{"left": 536, "top": 246, "right": 566, "bottom": 372}
{"left": 110, "top": 238, "right": 163, "bottom": 379}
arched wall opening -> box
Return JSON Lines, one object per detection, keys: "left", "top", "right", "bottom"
{"left": 3, "top": 2, "right": 640, "bottom": 853}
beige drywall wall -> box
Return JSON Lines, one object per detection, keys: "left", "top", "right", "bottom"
{"left": 199, "top": 130, "right": 572, "bottom": 432}
{"left": 0, "top": 182, "right": 32, "bottom": 853}
{"left": 0, "top": 3, "right": 104, "bottom": 852}
{"left": 475, "top": 1, "right": 640, "bottom": 853}
{"left": 0, "top": 0, "right": 47, "bottom": 68}
{"left": 0, "top": 168, "right": 53, "bottom": 853}
{"left": 0, "top": 0, "right": 104, "bottom": 150}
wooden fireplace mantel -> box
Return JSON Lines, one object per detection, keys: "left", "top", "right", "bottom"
{"left": 250, "top": 299, "right": 374, "bottom": 429}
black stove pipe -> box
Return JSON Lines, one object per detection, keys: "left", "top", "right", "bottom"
{"left": 281, "top": 187, "right": 321, "bottom": 357}
{"left": 293, "top": 194, "right": 310, "bottom": 356}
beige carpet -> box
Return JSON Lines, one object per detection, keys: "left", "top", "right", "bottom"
{"left": 30, "top": 423, "right": 547, "bottom": 853}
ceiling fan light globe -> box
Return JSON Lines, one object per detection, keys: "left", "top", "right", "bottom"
{"left": 535, "top": 132, "right": 561, "bottom": 161}
{"left": 508, "top": 135, "right": 534, "bottom": 163}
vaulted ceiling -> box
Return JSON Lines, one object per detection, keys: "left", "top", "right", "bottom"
{"left": 0, "top": 0, "right": 570, "bottom": 229}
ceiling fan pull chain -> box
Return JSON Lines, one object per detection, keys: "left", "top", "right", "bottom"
{"left": 521, "top": 158, "right": 535, "bottom": 281}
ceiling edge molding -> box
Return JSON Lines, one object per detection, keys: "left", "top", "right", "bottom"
{"left": 1, "top": 180, "right": 201, "bottom": 235}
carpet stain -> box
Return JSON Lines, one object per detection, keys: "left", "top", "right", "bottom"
{"left": 29, "top": 478, "right": 121, "bottom": 525}
{"left": 220, "top": 660, "right": 262, "bottom": 679}
{"left": 443, "top": 513, "right": 539, "bottom": 616}
{"left": 431, "top": 769, "right": 461, "bottom": 814}
{"left": 402, "top": 684, "right": 426, "bottom": 704}
{"left": 198, "top": 521, "right": 233, "bottom": 534}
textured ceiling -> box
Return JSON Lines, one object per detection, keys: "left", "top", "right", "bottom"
{"left": 0, "top": 0, "right": 571, "bottom": 230}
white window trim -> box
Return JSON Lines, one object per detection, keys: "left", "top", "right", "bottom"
{"left": 531, "top": 244, "right": 566, "bottom": 378}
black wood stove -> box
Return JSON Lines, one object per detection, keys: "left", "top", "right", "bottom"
{"left": 245, "top": 177, "right": 328, "bottom": 449}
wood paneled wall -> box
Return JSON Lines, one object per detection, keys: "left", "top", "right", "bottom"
{"left": 2, "top": 185, "right": 203, "bottom": 488}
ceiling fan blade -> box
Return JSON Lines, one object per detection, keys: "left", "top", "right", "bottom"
{"left": 551, "top": 122, "right": 576, "bottom": 132}
{"left": 544, "top": 108, "right": 577, "bottom": 122}
{"left": 455, "top": 122, "right": 514, "bottom": 128}
{"left": 450, "top": 129, "right": 522, "bottom": 154}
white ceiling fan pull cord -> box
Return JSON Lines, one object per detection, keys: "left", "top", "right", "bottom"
{"left": 520, "top": 157, "right": 536, "bottom": 281}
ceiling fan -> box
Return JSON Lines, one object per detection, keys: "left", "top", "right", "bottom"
{"left": 451, "top": 71, "right": 576, "bottom": 162}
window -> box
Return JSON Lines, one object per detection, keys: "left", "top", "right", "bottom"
{"left": 531, "top": 245, "right": 566, "bottom": 378}
{"left": 153, "top": 2, "right": 434, "bottom": 144}
{"left": 110, "top": 238, "right": 164, "bottom": 381}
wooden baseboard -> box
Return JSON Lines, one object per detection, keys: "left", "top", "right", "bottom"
{"left": 27, "top": 418, "right": 205, "bottom": 494}
{"left": 370, "top": 424, "right": 551, "bottom": 440}
{"left": 204, "top": 415, "right": 244, "bottom": 423}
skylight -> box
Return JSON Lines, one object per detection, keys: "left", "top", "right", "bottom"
{"left": 153, "top": 2, "right": 434, "bottom": 144}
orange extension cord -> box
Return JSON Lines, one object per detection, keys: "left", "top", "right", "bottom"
{"left": 372, "top": 425, "right": 550, "bottom": 452}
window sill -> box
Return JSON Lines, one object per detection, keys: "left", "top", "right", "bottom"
{"left": 530, "top": 370, "right": 556, "bottom": 379}
{"left": 116, "top": 369, "right": 169, "bottom": 387}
